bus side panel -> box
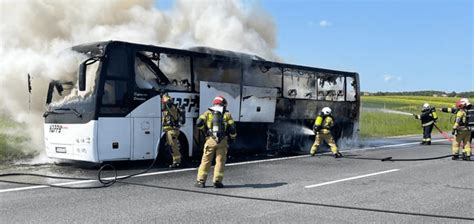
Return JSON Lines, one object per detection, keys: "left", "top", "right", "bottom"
{"left": 97, "top": 118, "right": 131, "bottom": 161}
{"left": 199, "top": 81, "right": 241, "bottom": 121}
{"left": 132, "top": 118, "right": 155, "bottom": 160}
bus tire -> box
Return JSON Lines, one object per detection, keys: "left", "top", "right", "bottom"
{"left": 156, "top": 131, "right": 189, "bottom": 166}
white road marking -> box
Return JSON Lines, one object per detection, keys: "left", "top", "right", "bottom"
{"left": 0, "top": 180, "right": 97, "bottom": 193}
{"left": 354, "top": 139, "right": 445, "bottom": 151}
{"left": 0, "top": 139, "right": 445, "bottom": 193}
{"left": 304, "top": 169, "right": 400, "bottom": 189}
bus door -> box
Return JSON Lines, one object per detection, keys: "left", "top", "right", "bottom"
{"left": 129, "top": 94, "right": 161, "bottom": 160}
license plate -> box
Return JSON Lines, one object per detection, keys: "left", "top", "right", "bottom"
{"left": 55, "top": 147, "right": 67, "bottom": 153}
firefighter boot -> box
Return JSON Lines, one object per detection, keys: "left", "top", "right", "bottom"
{"left": 426, "top": 141, "right": 431, "bottom": 145}
{"left": 334, "top": 152, "right": 343, "bottom": 158}
{"left": 452, "top": 154, "right": 459, "bottom": 160}
{"left": 213, "top": 181, "right": 224, "bottom": 188}
{"left": 169, "top": 163, "right": 181, "bottom": 168}
{"left": 194, "top": 180, "right": 205, "bottom": 188}
{"left": 462, "top": 152, "right": 471, "bottom": 161}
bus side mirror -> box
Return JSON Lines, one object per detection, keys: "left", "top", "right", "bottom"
{"left": 78, "top": 62, "right": 86, "bottom": 91}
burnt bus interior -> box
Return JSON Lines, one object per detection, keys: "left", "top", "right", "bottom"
{"left": 45, "top": 41, "right": 359, "bottom": 155}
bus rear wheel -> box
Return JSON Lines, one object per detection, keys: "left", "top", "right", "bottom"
{"left": 156, "top": 132, "right": 189, "bottom": 167}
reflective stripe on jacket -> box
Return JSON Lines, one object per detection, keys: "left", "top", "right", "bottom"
{"left": 415, "top": 109, "right": 438, "bottom": 127}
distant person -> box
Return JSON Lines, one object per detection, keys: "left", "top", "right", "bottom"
{"left": 194, "top": 96, "right": 237, "bottom": 188}
{"left": 310, "top": 107, "right": 343, "bottom": 158}
{"left": 413, "top": 103, "right": 438, "bottom": 145}
{"left": 449, "top": 98, "right": 471, "bottom": 160}
{"left": 161, "top": 93, "right": 185, "bottom": 168}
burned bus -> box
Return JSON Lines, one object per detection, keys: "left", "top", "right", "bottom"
{"left": 44, "top": 41, "right": 359, "bottom": 163}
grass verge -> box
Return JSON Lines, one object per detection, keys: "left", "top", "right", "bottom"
{"left": 360, "top": 96, "right": 458, "bottom": 138}
{"left": 0, "top": 115, "right": 36, "bottom": 162}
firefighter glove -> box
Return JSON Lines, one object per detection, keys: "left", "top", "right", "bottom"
{"left": 452, "top": 129, "right": 458, "bottom": 136}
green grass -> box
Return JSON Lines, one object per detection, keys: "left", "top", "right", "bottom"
{"left": 359, "top": 96, "right": 457, "bottom": 138}
{"left": 0, "top": 115, "right": 35, "bottom": 162}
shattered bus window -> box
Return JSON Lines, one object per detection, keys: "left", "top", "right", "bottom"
{"left": 316, "top": 74, "right": 345, "bottom": 101}
{"left": 50, "top": 53, "right": 99, "bottom": 106}
{"left": 283, "top": 70, "right": 316, "bottom": 99}
{"left": 346, "top": 76, "right": 357, "bottom": 101}
{"left": 242, "top": 65, "right": 282, "bottom": 94}
{"left": 134, "top": 51, "right": 191, "bottom": 92}
{"left": 159, "top": 54, "right": 191, "bottom": 91}
{"left": 135, "top": 54, "right": 159, "bottom": 90}
{"left": 194, "top": 57, "right": 241, "bottom": 91}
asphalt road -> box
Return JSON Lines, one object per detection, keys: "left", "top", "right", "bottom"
{"left": 1, "top": 136, "right": 473, "bottom": 223}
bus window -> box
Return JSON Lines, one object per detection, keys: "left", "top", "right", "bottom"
{"left": 283, "top": 70, "right": 316, "bottom": 99}
{"left": 106, "top": 48, "right": 129, "bottom": 79}
{"left": 243, "top": 65, "right": 282, "bottom": 95}
{"left": 158, "top": 54, "right": 191, "bottom": 91}
{"left": 317, "top": 74, "right": 345, "bottom": 101}
{"left": 346, "top": 76, "right": 357, "bottom": 102}
{"left": 100, "top": 80, "right": 129, "bottom": 114}
{"left": 134, "top": 51, "right": 191, "bottom": 91}
{"left": 135, "top": 55, "right": 159, "bottom": 90}
{"left": 194, "top": 57, "right": 241, "bottom": 91}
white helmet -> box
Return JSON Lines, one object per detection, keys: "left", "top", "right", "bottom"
{"left": 322, "top": 107, "right": 332, "bottom": 115}
{"left": 460, "top": 98, "right": 471, "bottom": 106}
{"left": 422, "top": 103, "right": 430, "bottom": 109}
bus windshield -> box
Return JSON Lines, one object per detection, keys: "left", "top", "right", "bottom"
{"left": 45, "top": 51, "right": 100, "bottom": 120}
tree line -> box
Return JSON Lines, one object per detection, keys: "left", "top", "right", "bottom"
{"left": 369, "top": 91, "right": 474, "bottom": 98}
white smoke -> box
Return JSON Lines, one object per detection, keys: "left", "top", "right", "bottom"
{"left": 0, "top": 0, "right": 277, "bottom": 158}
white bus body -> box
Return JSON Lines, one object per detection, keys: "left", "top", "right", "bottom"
{"left": 44, "top": 41, "right": 360, "bottom": 163}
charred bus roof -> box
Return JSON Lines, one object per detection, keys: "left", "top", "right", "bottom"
{"left": 70, "top": 40, "right": 358, "bottom": 77}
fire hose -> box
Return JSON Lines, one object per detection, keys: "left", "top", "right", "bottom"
{"left": 0, "top": 155, "right": 160, "bottom": 189}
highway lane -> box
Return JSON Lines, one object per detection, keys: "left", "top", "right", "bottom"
{"left": 1, "top": 137, "right": 473, "bottom": 223}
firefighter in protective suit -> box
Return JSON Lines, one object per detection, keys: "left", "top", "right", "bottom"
{"left": 451, "top": 98, "right": 471, "bottom": 160}
{"left": 310, "top": 107, "right": 343, "bottom": 158}
{"left": 194, "top": 96, "right": 237, "bottom": 188}
{"left": 440, "top": 98, "right": 473, "bottom": 143}
{"left": 162, "top": 93, "right": 185, "bottom": 168}
{"left": 413, "top": 103, "right": 438, "bottom": 145}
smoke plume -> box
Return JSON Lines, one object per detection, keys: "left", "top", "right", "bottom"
{"left": 0, "top": 0, "right": 277, "bottom": 158}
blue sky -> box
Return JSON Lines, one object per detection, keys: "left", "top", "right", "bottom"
{"left": 156, "top": 0, "right": 473, "bottom": 92}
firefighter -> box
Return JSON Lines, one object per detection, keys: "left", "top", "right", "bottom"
{"left": 162, "top": 93, "right": 185, "bottom": 168}
{"left": 194, "top": 96, "right": 237, "bottom": 188}
{"left": 310, "top": 107, "right": 343, "bottom": 158}
{"left": 451, "top": 98, "right": 471, "bottom": 160}
{"left": 440, "top": 98, "right": 473, "bottom": 143}
{"left": 413, "top": 103, "right": 438, "bottom": 145}
{"left": 440, "top": 98, "right": 472, "bottom": 114}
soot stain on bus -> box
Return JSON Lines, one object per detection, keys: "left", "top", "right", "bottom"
{"left": 43, "top": 41, "right": 360, "bottom": 163}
